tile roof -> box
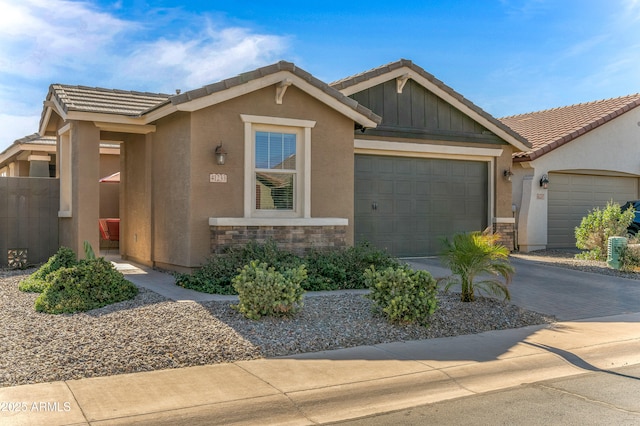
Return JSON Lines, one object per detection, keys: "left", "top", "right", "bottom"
{"left": 500, "top": 93, "right": 640, "bottom": 161}
{"left": 0, "top": 133, "right": 55, "bottom": 156}
{"left": 331, "top": 59, "right": 530, "bottom": 149}
{"left": 48, "top": 84, "right": 170, "bottom": 116}
{"left": 166, "top": 60, "right": 381, "bottom": 125}
{"left": 45, "top": 62, "right": 381, "bottom": 127}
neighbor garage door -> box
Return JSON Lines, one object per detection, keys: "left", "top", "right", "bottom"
{"left": 354, "top": 155, "right": 488, "bottom": 257}
{"left": 547, "top": 172, "right": 639, "bottom": 248}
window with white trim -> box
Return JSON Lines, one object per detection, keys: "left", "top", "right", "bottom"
{"left": 255, "top": 130, "right": 298, "bottom": 211}
{"left": 241, "top": 115, "right": 315, "bottom": 218}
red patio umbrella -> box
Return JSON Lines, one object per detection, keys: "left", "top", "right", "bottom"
{"left": 99, "top": 172, "right": 120, "bottom": 183}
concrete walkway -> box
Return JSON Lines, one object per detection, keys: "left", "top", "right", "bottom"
{"left": 1, "top": 256, "right": 639, "bottom": 425}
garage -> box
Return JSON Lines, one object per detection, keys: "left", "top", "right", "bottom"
{"left": 547, "top": 172, "right": 639, "bottom": 248}
{"left": 354, "top": 154, "right": 488, "bottom": 256}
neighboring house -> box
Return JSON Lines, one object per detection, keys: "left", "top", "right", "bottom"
{"left": 0, "top": 133, "right": 121, "bottom": 219}
{"left": 36, "top": 59, "right": 529, "bottom": 272}
{"left": 500, "top": 94, "right": 640, "bottom": 252}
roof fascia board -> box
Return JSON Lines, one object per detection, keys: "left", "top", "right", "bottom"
{"left": 286, "top": 74, "right": 379, "bottom": 128}
{"left": 39, "top": 96, "right": 67, "bottom": 135}
{"left": 399, "top": 71, "right": 531, "bottom": 152}
{"left": 66, "top": 111, "right": 150, "bottom": 126}
{"left": 142, "top": 103, "right": 178, "bottom": 123}
{"left": 93, "top": 121, "right": 156, "bottom": 134}
{"left": 175, "top": 71, "right": 292, "bottom": 112}
{"left": 339, "top": 66, "right": 530, "bottom": 152}
{"left": 338, "top": 67, "right": 412, "bottom": 96}
{"left": 171, "top": 71, "right": 379, "bottom": 128}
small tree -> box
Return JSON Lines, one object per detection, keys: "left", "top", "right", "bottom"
{"left": 575, "top": 201, "right": 635, "bottom": 260}
{"left": 440, "top": 231, "right": 514, "bottom": 303}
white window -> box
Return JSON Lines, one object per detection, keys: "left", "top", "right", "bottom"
{"left": 241, "top": 115, "right": 315, "bottom": 218}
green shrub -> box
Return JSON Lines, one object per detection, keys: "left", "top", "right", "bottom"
{"left": 364, "top": 265, "right": 438, "bottom": 325}
{"left": 19, "top": 247, "right": 77, "bottom": 293}
{"left": 620, "top": 245, "right": 640, "bottom": 272}
{"left": 34, "top": 258, "right": 138, "bottom": 314}
{"left": 176, "top": 240, "right": 302, "bottom": 294}
{"left": 440, "top": 231, "right": 513, "bottom": 302}
{"left": 232, "top": 260, "right": 306, "bottom": 320}
{"left": 575, "top": 201, "right": 635, "bottom": 261}
{"left": 177, "top": 240, "right": 399, "bottom": 294}
{"left": 299, "top": 242, "right": 401, "bottom": 291}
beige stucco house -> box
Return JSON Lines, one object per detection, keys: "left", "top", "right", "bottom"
{"left": 0, "top": 133, "right": 121, "bottom": 220}
{"left": 37, "top": 60, "right": 529, "bottom": 272}
{"left": 501, "top": 94, "right": 640, "bottom": 251}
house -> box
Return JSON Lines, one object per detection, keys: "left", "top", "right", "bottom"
{"left": 37, "top": 59, "right": 529, "bottom": 272}
{"left": 0, "top": 133, "right": 122, "bottom": 220}
{"left": 500, "top": 94, "right": 640, "bottom": 251}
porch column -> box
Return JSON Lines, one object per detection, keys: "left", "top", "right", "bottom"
{"left": 28, "top": 154, "right": 52, "bottom": 177}
{"left": 58, "top": 121, "right": 101, "bottom": 258}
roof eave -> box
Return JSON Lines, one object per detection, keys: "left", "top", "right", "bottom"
{"left": 333, "top": 60, "right": 530, "bottom": 151}
{"left": 160, "top": 64, "right": 380, "bottom": 128}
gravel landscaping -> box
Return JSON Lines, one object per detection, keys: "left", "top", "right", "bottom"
{"left": 2, "top": 251, "right": 623, "bottom": 388}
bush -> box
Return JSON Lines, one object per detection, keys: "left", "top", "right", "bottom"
{"left": 575, "top": 201, "right": 635, "bottom": 261}
{"left": 177, "top": 240, "right": 399, "bottom": 294}
{"left": 34, "top": 258, "right": 138, "bottom": 314}
{"left": 231, "top": 260, "right": 306, "bottom": 320}
{"left": 620, "top": 245, "right": 640, "bottom": 272}
{"left": 176, "top": 240, "right": 302, "bottom": 294}
{"left": 303, "top": 242, "right": 400, "bottom": 291}
{"left": 364, "top": 265, "right": 438, "bottom": 325}
{"left": 19, "top": 247, "right": 77, "bottom": 293}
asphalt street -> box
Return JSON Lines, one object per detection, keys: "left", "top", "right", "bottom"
{"left": 334, "top": 364, "right": 640, "bottom": 425}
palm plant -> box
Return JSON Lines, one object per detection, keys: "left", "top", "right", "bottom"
{"left": 440, "top": 230, "right": 514, "bottom": 302}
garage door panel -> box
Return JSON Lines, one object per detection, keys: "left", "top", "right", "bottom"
{"left": 548, "top": 173, "right": 639, "bottom": 248}
{"left": 355, "top": 155, "right": 488, "bottom": 256}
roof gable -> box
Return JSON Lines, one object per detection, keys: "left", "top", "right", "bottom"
{"left": 331, "top": 59, "right": 530, "bottom": 151}
{"left": 39, "top": 61, "right": 381, "bottom": 134}
{"left": 500, "top": 93, "right": 640, "bottom": 161}
{"left": 149, "top": 61, "right": 380, "bottom": 127}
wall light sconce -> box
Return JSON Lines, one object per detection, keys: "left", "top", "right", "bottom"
{"left": 540, "top": 174, "right": 549, "bottom": 189}
{"left": 503, "top": 169, "right": 514, "bottom": 181}
{"left": 214, "top": 143, "right": 227, "bottom": 165}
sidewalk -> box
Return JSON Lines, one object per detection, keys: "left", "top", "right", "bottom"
{"left": 1, "top": 312, "right": 639, "bottom": 425}
{"left": 1, "top": 258, "right": 639, "bottom": 425}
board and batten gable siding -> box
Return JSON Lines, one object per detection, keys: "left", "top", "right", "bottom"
{"left": 350, "top": 79, "right": 495, "bottom": 142}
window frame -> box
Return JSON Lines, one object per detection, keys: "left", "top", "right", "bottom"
{"left": 241, "top": 115, "right": 316, "bottom": 218}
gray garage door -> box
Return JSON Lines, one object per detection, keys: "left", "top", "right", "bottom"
{"left": 548, "top": 172, "right": 639, "bottom": 248}
{"left": 355, "top": 155, "right": 488, "bottom": 257}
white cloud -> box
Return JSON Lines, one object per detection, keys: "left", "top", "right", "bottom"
{"left": 121, "top": 24, "right": 289, "bottom": 93}
{"left": 0, "top": 113, "right": 41, "bottom": 147}
{"left": 0, "top": 0, "right": 290, "bottom": 149}
{"left": 0, "top": 0, "right": 132, "bottom": 78}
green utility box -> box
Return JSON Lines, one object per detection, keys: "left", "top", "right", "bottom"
{"left": 607, "top": 236, "right": 628, "bottom": 270}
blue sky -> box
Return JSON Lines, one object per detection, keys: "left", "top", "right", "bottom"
{"left": 1, "top": 0, "right": 639, "bottom": 150}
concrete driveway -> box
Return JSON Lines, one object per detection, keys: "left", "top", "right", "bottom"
{"left": 405, "top": 256, "right": 640, "bottom": 321}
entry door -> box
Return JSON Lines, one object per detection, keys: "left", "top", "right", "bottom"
{"left": 354, "top": 155, "right": 488, "bottom": 256}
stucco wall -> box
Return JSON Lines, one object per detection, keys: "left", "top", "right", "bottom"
{"left": 59, "top": 121, "right": 100, "bottom": 258}
{"left": 184, "top": 85, "right": 355, "bottom": 267}
{"left": 513, "top": 107, "right": 640, "bottom": 251}
{"left": 120, "top": 133, "right": 152, "bottom": 264}
{"left": 151, "top": 113, "right": 192, "bottom": 268}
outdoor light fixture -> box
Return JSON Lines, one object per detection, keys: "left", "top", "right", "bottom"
{"left": 214, "top": 143, "right": 227, "bottom": 165}
{"left": 503, "top": 169, "right": 514, "bottom": 181}
{"left": 540, "top": 174, "right": 549, "bottom": 189}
